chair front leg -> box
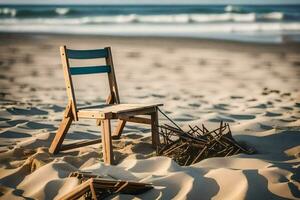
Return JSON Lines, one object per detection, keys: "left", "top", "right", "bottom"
{"left": 101, "top": 119, "right": 114, "bottom": 165}
{"left": 49, "top": 105, "right": 73, "bottom": 154}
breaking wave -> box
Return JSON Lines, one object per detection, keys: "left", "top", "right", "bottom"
{"left": 0, "top": 12, "right": 288, "bottom": 24}
{"left": 1, "top": 5, "right": 299, "bottom": 43}
{"left": 0, "top": 7, "right": 75, "bottom": 18}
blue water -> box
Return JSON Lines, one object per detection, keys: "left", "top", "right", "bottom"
{"left": 1, "top": 4, "right": 300, "bottom": 43}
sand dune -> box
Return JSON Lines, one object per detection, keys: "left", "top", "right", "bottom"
{"left": 0, "top": 34, "right": 300, "bottom": 199}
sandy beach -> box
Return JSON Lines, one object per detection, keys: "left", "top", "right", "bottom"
{"left": 0, "top": 33, "right": 300, "bottom": 199}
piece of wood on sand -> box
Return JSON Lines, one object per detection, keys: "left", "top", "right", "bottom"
{"left": 58, "top": 177, "right": 153, "bottom": 200}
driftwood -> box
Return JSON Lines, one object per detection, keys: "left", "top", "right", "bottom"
{"left": 157, "top": 121, "right": 254, "bottom": 166}
{"left": 58, "top": 171, "right": 153, "bottom": 200}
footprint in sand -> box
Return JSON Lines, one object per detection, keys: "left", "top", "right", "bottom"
{"left": 294, "top": 103, "right": 300, "bottom": 108}
{"left": 281, "top": 106, "right": 293, "bottom": 110}
{"left": 228, "top": 114, "right": 256, "bottom": 120}
{"left": 0, "top": 119, "right": 28, "bottom": 128}
{"left": 151, "top": 94, "right": 165, "bottom": 98}
{"left": 7, "top": 107, "right": 48, "bottom": 116}
{"left": 18, "top": 121, "right": 56, "bottom": 130}
{"left": 191, "top": 95, "right": 204, "bottom": 98}
{"left": 230, "top": 95, "right": 244, "bottom": 99}
{"left": 279, "top": 118, "right": 297, "bottom": 122}
{"left": 259, "top": 123, "right": 274, "bottom": 131}
{"left": 250, "top": 104, "right": 268, "bottom": 109}
{"left": 0, "top": 130, "right": 31, "bottom": 138}
{"left": 209, "top": 117, "right": 235, "bottom": 123}
{"left": 280, "top": 92, "right": 291, "bottom": 97}
{"left": 213, "top": 104, "right": 229, "bottom": 110}
{"left": 265, "top": 111, "right": 282, "bottom": 117}
{"left": 172, "top": 96, "right": 181, "bottom": 100}
{"left": 174, "top": 116, "right": 195, "bottom": 122}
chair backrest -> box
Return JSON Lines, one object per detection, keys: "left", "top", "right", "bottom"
{"left": 60, "top": 46, "right": 120, "bottom": 120}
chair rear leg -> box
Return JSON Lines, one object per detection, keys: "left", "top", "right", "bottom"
{"left": 49, "top": 106, "right": 73, "bottom": 154}
{"left": 151, "top": 110, "right": 160, "bottom": 150}
{"left": 112, "top": 119, "right": 126, "bottom": 139}
{"left": 101, "top": 119, "right": 114, "bottom": 165}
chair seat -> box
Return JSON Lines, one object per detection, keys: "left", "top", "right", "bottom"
{"left": 77, "top": 103, "right": 162, "bottom": 119}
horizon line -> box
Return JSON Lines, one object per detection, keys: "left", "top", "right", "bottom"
{"left": 1, "top": 3, "right": 300, "bottom": 5}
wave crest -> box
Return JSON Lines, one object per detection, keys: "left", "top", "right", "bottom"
{"left": 0, "top": 11, "right": 286, "bottom": 24}
{"left": 0, "top": 8, "right": 17, "bottom": 17}
{"left": 225, "top": 5, "right": 242, "bottom": 13}
{"left": 0, "top": 7, "right": 77, "bottom": 18}
{"left": 74, "top": 13, "right": 285, "bottom": 24}
{"left": 55, "top": 8, "right": 70, "bottom": 16}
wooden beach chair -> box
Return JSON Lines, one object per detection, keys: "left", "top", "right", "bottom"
{"left": 49, "top": 46, "right": 162, "bottom": 165}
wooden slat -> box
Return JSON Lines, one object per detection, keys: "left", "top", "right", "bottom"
{"left": 118, "top": 115, "right": 151, "bottom": 124}
{"left": 58, "top": 177, "right": 153, "bottom": 200}
{"left": 78, "top": 104, "right": 162, "bottom": 114}
{"left": 58, "top": 179, "right": 92, "bottom": 200}
{"left": 61, "top": 139, "right": 102, "bottom": 151}
{"left": 77, "top": 104, "right": 162, "bottom": 119}
{"left": 77, "top": 110, "right": 112, "bottom": 119}
{"left": 115, "top": 107, "right": 156, "bottom": 117}
{"left": 70, "top": 65, "right": 111, "bottom": 75}
{"left": 92, "top": 179, "right": 153, "bottom": 194}
{"left": 116, "top": 104, "right": 162, "bottom": 114}
{"left": 101, "top": 119, "right": 113, "bottom": 165}
{"left": 67, "top": 48, "right": 108, "bottom": 59}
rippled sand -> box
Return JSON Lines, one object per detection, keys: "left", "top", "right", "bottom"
{"left": 0, "top": 34, "right": 300, "bottom": 199}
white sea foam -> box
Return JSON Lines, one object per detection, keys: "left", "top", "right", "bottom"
{"left": 261, "top": 12, "right": 284, "bottom": 20}
{"left": 190, "top": 13, "right": 256, "bottom": 22}
{"left": 1, "top": 22, "right": 299, "bottom": 43}
{"left": 138, "top": 14, "right": 190, "bottom": 23}
{"left": 224, "top": 5, "right": 241, "bottom": 13}
{"left": 1, "top": 22, "right": 299, "bottom": 34}
{"left": 0, "top": 9, "right": 298, "bottom": 43}
{"left": 0, "top": 12, "right": 286, "bottom": 25}
{"left": 0, "top": 8, "right": 17, "bottom": 17}
{"left": 55, "top": 8, "right": 70, "bottom": 16}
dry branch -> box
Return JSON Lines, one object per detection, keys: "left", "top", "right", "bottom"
{"left": 157, "top": 121, "right": 254, "bottom": 166}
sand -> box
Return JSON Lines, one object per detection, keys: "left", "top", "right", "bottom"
{"left": 0, "top": 33, "right": 300, "bottom": 199}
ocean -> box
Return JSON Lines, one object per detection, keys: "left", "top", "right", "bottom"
{"left": 1, "top": 4, "right": 300, "bottom": 43}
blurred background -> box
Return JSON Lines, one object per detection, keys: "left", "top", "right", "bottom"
{"left": 0, "top": 1, "right": 300, "bottom": 43}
